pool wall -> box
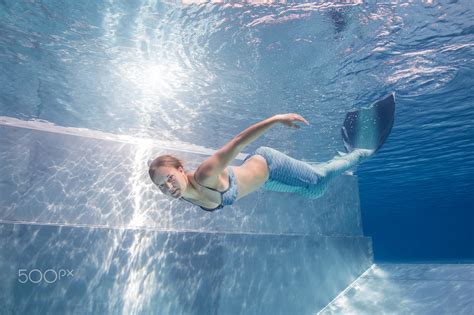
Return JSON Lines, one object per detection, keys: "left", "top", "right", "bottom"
{"left": 0, "top": 118, "right": 373, "bottom": 314}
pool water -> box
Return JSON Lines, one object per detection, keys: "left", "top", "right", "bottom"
{"left": 0, "top": 0, "right": 473, "bottom": 314}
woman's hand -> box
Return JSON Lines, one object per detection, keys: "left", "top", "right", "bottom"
{"left": 273, "top": 113, "right": 310, "bottom": 129}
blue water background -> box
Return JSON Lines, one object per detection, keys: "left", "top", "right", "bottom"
{"left": 0, "top": 0, "right": 473, "bottom": 262}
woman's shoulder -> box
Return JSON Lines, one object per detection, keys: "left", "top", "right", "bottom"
{"left": 192, "top": 166, "right": 228, "bottom": 189}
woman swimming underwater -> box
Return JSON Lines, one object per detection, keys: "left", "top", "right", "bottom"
{"left": 149, "top": 94, "right": 395, "bottom": 212}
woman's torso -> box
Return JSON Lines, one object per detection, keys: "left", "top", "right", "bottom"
{"left": 189, "top": 155, "right": 269, "bottom": 209}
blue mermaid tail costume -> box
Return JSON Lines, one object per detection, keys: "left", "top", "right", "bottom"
{"left": 245, "top": 94, "right": 395, "bottom": 199}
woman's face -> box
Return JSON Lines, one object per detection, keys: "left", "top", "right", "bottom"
{"left": 153, "top": 166, "right": 187, "bottom": 199}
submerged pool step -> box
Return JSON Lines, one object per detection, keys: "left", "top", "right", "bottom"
{"left": 319, "top": 264, "right": 474, "bottom": 314}
{"left": 0, "top": 222, "right": 373, "bottom": 315}
{"left": 0, "top": 119, "right": 364, "bottom": 237}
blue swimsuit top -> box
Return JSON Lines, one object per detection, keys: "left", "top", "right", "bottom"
{"left": 182, "top": 166, "right": 239, "bottom": 212}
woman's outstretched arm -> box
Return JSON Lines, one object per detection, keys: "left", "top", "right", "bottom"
{"left": 195, "top": 114, "right": 309, "bottom": 185}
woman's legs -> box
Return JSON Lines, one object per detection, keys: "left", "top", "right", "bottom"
{"left": 249, "top": 146, "right": 373, "bottom": 199}
{"left": 318, "top": 148, "right": 374, "bottom": 179}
